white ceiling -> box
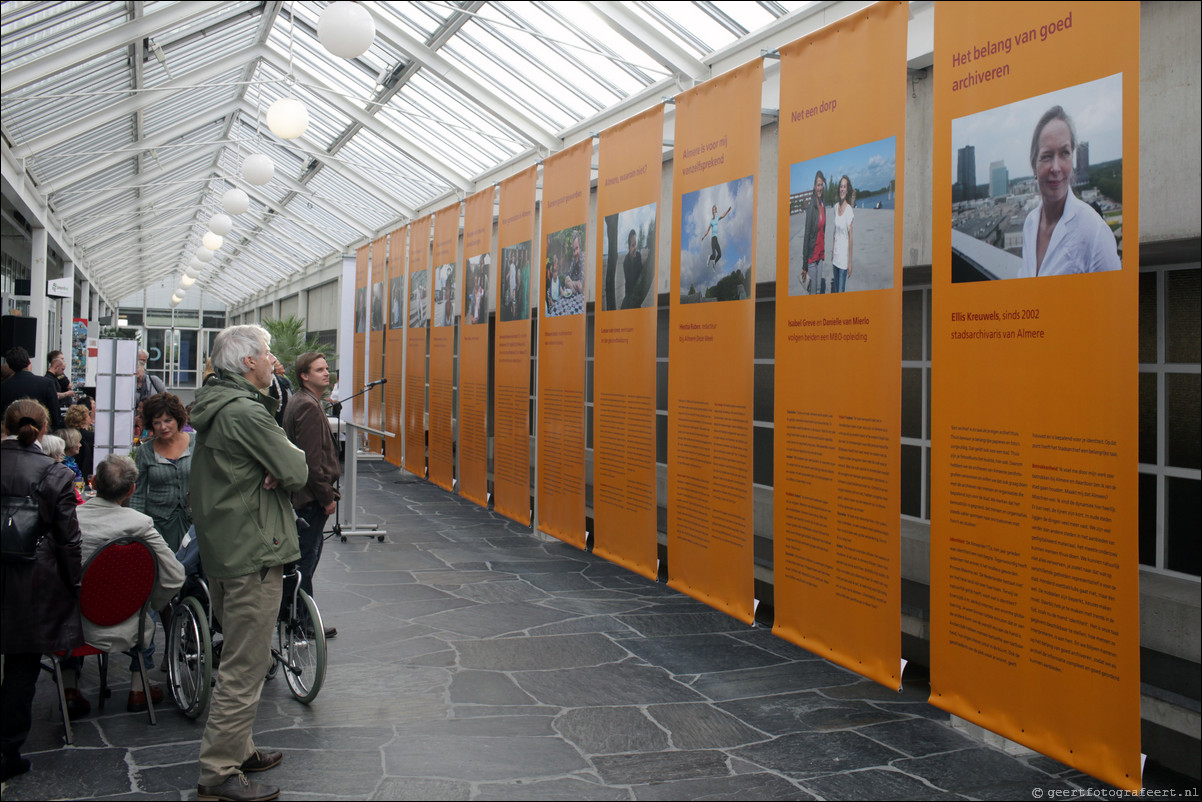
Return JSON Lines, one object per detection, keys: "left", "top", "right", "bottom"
{"left": 2, "top": 1, "right": 827, "bottom": 308}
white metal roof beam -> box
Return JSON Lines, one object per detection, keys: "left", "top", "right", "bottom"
{"left": 274, "top": 52, "right": 472, "bottom": 193}
{"left": 366, "top": 4, "right": 560, "bottom": 152}
{"left": 53, "top": 150, "right": 222, "bottom": 220}
{"left": 12, "top": 45, "right": 270, "bottom": 160}
{"left": 2, "top": 2, "right": 230, "bottom": 94}
{"left": 582, "top": 1, "right": 709, "bottom": 81}
{"left": 43, "top": 101, "right": 244, "bottom": 192}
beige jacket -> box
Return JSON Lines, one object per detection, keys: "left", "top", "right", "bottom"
{"left": 75, "top": 497, "right": 186, "bottom": 652}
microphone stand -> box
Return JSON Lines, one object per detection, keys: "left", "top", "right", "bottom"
{"left": 327, "top": 381, "right": 386, "bottom": 542}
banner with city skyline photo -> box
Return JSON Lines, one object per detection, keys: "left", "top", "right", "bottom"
{"left": 931, "top": 2, "right": 1141, "bottom": 790}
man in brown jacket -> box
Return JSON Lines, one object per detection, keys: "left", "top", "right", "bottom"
{"left": 281, "top": 352, "right": 339, "bottom": 639}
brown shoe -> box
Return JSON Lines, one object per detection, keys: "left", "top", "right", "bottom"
{"left": 64, "top": 687, "right": 91, "bottom": 719}
{"left": 239, "top": 750, "right": 283, "bottom": 773}
{"left": 196, "top": 773, "right": 279, "bottom": 801}
{"left": 324, "top": 627, "right": 338, "bottom": 639}
{"left": 126, "top": 685, "right": 163, "bottom": 713}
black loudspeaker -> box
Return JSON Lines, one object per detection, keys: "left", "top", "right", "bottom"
{"left": 1, "top": 315, "right": 38, "bottom": 354}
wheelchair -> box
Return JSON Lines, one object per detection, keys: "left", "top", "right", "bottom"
{"left": 166, "top": 564, "right": 327, "bottom": 718}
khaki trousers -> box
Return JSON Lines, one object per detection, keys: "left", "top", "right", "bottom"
{"left": 198, "top": 565, "right": 282, "bottom": 785}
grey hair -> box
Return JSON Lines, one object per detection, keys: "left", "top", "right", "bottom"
{"left": 210, "top": 325, "right": 272, "bottom": 374}
{"left": 42, "top": 433, "right": 66, "bottom": 462}
{"left": 93, "top": 454, "right": 138, "bottom": 502}
{"left": 53, "top": 427, "right": 81, "bottom": 451}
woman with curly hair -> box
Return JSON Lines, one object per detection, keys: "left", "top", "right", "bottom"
{"left": 129, "top": 393, "right": 193, "bottom": 551}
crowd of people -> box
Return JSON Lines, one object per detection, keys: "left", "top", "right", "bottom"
{"left": 1, "top": 327, "right": 342, "bottom": 802}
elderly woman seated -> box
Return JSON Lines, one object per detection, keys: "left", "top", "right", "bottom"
{"left": 59, "top": 455, "right": 185, "bottom": 716}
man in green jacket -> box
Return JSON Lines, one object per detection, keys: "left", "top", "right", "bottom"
{"left": 189, "top": 325, "right": 307, "bottom": 802}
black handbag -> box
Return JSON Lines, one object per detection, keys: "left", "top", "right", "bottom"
{"left": 1, "top": 460, "right": 56, "bottom": 563}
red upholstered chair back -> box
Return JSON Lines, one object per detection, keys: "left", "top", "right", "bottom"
{"left": 79, "top": 539, "right": 157, "bottom": 627}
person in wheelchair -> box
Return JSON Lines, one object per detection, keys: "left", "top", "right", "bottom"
{"left": 65, "top": 455, "right": 185, "bottom": 713}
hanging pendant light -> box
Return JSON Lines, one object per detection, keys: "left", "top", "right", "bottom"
{"left": 242, "top": 153, "right": 275, "bottom": 186}
{"left": 180, "top": 274, "right": 197, "bottom": 289}
{"left": 209, "top": 213, "right": 233, "bottom": 236}
{"left": 195, "top": 247, "right": 214, "bottom": 263}
{"left": 202, "top": 231, "right": 224, "bottom": 250}
{"left": 223, "top": 188, "right": 250, "bottom": 215}
{"left": 267, "top": 97, "right": 309, "bottom": 140}
{"left": 318, "top": 2, "right": 376, "bottom": 58}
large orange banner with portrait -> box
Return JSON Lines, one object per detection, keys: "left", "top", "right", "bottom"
{"left": 459, "top": 189, "right": 493, "bottom": 508}
{"left": 352, "top": 244, "right": 369, "bottom": 439}
{"left": 404, "top": 216, "right": 430, "bottom": 478}
{"left": 932, "top": 2, "right": 1140, "bottom": 790}
{"left": 666, "top": 61, "right": 760, "bottom": 624}
{"left": 536, "top": 141, "right": 590, "bottom": 549}
{"left": 430, "top": 204, "right": 459, "bottom": 492}
{"left": 592, "top": 105, "right": 663, "bottom": 580}
{"left": 773, "top": 1, "right": 905, "bottom": 690}
{"left": 384, "top": 226, "right": 406, "bottom": 468}
{"left": 494, "top": 168, "right": 536, "bottom": 526}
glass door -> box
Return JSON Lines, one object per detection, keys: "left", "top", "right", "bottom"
{"left": 144, "top": 328, "right": 200, "bottom": 389}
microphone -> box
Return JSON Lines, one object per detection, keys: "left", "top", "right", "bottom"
{"left": 364, "top": 378, "right": 387, "bottom": 388}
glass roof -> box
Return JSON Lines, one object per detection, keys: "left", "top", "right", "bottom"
{"left": 2, "top": 0, "right": 817, "bottom": 308}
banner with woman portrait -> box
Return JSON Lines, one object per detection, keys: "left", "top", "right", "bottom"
{"left": 666, "top": 60, "right": 761, "bottom": 624}
{"left": 536, "top": 140, "right": 590, "bottom": 549}
{"left": 459, "top": 189, "right": 493, "bottom": 509}
{"left": 592, "top": 105, "right": 663, "bottom": 580}
{"left": 430, "top": 204, "right": 460, "bottom": 492}
{"left": 773, "top": 1, "right": 906, "bottom": 691}
{"left": 932, "top": 2, "right": 1141, "bottom": 790}
{"left": 405, "top": 216, "right": 431, "bottom": 478}
{"left": 494, "top": 167, "right": 537, "bottom": 526}
{"left": 385, "top": 226, "right": 407, "bottom": 469}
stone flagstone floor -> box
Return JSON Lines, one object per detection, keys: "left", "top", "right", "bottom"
{"left": 2, "top": 461, "right": 1196, "bottom": 800}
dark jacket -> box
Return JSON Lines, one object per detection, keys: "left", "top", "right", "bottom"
{"left": 1, "top": 370, "right": 63, "bottom": 430}
{"left": 802, "top": 193, "right": 825, "bottom": 267}
{"left": 0, "top": 439, "right": 84, "bottom": 654}
{"left": 282, "top": 387, "right": 340, "bottom": 510}
{"left": 188, "top": 372, "right": 307, "bottom": 578}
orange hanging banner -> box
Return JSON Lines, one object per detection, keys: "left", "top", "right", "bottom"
{"left": 666, "top": 60, "right": 761, "bottom": 624}
{"left": 592, "top": 105, "right": 663, "bottom": 580}
{"left": 459, "top": 189, "right": 494, "bottom": 508}
{"left": 405, "top": 216, "right": 431, "bottom": 478}
{"left": 494, "top": 167, "right": 536, "bottom": 526}
{"left": 430, "top": 204, "right": 460, "bottom": 492}
{"left": 931, "top": 2, "right": 1141, "bottom": 790}
{"left": 367, "top": 235, "right": 387, "bottom": 454}
{"left": 385, "top": 226, "right": 407, "bottom": 469}
{"left": 773, "top": 1, "right": 906, "bottom": 690}
{"left": 352, "top": 244, "right": 369, "bottom": 438}
{"left": 536, "top": 140, "right": 590, "bottom": 549}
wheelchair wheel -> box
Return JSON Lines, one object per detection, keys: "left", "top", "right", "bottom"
{"left": 167, "top": 596, "right": 212, "bottom": 719}
{"left": 280, "top": 589, "right": 326, "bottom": 704}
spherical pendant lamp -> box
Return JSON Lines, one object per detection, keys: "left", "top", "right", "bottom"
{"left": 180, "top": 274, "right": 197, "bottom": 289}
{"left": 202, "top": 231, "right": 224, "bottom": 250}
{"left": 318, "top": 3, "right": 376, "bottom": 59}
{"left": 223, "top": 188, "right": 250, "bottom": 215}
{"left": 209, "top": 213, "right": 233, "bottom": 236}
{"left": 267, "top": 97, "right": 309, "bottom": 140}
{"left": 242, "top": 153, "right": 275, "bottom": 186}
{"left": 195, "top": 247, "right": 214, "bottom": 263}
